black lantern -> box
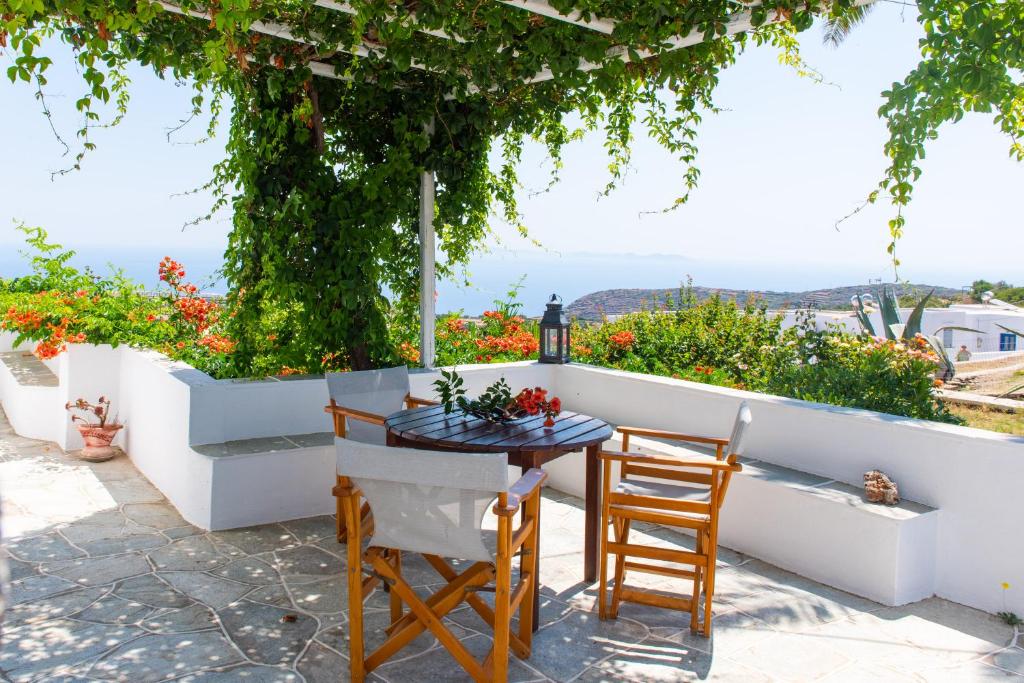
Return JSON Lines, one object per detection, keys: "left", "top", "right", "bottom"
{"left": 539, "top": 294, "right": 570, "bottom": 364}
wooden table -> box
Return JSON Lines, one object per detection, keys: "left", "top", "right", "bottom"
{"left": 384, "top": 404, "right": 613, "bottom": 631}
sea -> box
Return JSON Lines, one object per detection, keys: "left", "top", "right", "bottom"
{"left": 0, "top": 245, "right": 977, "bottom": 316}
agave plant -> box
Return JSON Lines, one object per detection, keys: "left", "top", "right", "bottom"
{"left": 852, "top": 287, "right": 983, "bottom": 382}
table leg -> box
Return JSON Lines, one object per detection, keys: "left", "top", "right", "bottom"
{"left": 584, "top": 444, "right": 599, "bottom": 582}
{"left": 521, "top": 452, "right": 541, "bottom": 633}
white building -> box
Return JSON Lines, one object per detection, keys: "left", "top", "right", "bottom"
{"left": 777, "top": 303, "right": 1024, "bottom": 357}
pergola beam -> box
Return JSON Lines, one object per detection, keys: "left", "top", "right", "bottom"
{"left": 520, "top": 0, "right": 877, "bottom": 86}
{"left": 497, "top": 0, "right": 616, "bottom": 34}
{"left": 313, "top": 0, "right": 467, "bottom": 43}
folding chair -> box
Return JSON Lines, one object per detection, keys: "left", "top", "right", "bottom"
{"left": 335, "top": 437, "right": 545, "bottom": 682}
{"left": 324, "top": 367, "right": 436, "bottom": 542}
{"left": 598, "top": 402, "right": 751, "bottom": 636}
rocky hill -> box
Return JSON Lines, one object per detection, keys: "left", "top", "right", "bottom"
{"left": 566, "top": 284, "right": 962, "bottom": 320}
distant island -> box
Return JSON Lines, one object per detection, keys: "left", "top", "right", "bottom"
{"left": 565, "top": 283, "right": 963, "bottom": 320}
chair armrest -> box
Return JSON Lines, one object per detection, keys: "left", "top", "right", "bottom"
{"left": 405, "top": 394, "right": 439, "bottom": 408}
{"left": 324, "top": 404, "right": 387, "bottom": 426}
{"left": 616, "top": 426, "right": 729, "bottom": 447}
{"left": 493, "top": 468, "right": 548, "bottom": 516}
{"left": 599, "top": 449, "right": 742, "bottom": 472}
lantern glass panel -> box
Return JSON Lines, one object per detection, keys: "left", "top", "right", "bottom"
{"left": 545, "top": 328, "right": 558, "bottom": 355}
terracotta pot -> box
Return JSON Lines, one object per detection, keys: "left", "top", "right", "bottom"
{"left": 76, "top": 423, "right": 123, "bottom": 462}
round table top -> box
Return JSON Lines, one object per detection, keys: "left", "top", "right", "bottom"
{"left": 385, "top": 404, "right": 613, "bottom": 453}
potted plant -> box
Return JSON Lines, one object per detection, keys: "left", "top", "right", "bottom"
{"left": 65, "top": 396, "right": 122, "bottom": 462}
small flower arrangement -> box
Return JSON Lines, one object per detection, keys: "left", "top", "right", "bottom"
{"left": 434, "top": 369, "right": 562, "bottom": 426}
{"left": 65, "top": 396, "right": 114, "bottom": 427}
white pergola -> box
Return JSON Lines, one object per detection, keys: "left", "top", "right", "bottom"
{"left": 157, "top": 0, "right": 870, "bottom": 367}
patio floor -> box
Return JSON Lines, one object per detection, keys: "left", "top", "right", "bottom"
{"left": 2, "top": 409, "right": 1022, "bottom": 682}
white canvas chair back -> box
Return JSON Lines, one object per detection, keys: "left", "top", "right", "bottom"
{"left": 726, "top": 401, "right": 752, "bottom": 458}
{"left": 326, "top": 366, "right": 410, "bottom": 443}
{"left": 336, "top": 438, "right": 509, "bottom": 562}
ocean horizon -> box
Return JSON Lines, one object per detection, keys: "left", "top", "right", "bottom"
{"left": 0, "top": 244, "right": 995, "bottom": 316}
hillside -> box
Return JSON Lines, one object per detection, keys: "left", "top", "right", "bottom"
{"left": 566, "top": 283, "right": 962, "bottom": 320}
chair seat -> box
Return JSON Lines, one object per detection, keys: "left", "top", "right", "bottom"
{"left": 614, "top": 478, "right": 711, "bottom": 503}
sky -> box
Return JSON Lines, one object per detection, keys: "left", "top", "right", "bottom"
{"left": 1, "top": 3, "right": 1022, "bottom": 312}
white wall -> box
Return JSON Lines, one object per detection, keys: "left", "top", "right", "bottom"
{"left": 3, "top": 333, "right": 1023, "bottom": 616}
{"left": 553, "top": 363, "right": 1024, "bottom": 616}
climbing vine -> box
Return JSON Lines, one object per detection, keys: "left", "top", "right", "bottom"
{"left": 2, "top": 0, "right": 1022, "bottom": 370}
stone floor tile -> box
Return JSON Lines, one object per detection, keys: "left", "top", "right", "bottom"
{"left": 158, "top": 570, "right": 252, "bottom": 610}
{"left": 281, "top": 515, "right": 337, "bottom": 544}
{"left": 991, "top": 647, "right": 1024, "bottom": 676}
{"left": 6, "top": 531, "right": 85, "bottom": 563}
{"left": 6, "top": 554, "right": 38, "bottom": 581}
{"left": 213, "top": 555, "right": 281, "bottom": 585}
{"left": 527, "top": 609, "right": 648, "bottom": 681}
{"left": 273, "top": 544, "right": 343, "bottom": 583}
{"left": 575, "top": 636, "right": 714, "bottom": 682}
{"left": 911, "top": 660, "right": 1024, "bottom": 681}
{"left": 98, "top": 476, "right": 166, "bottom": 505}
{"left": 218, "top": 599, "right": 318, "bottom": 665}
{"left": 447, "top": 589, "right": 574, "bottom": 635}
{"left": 89, "top": 630, "right": 245, "bottom": 681}
{"left": 871, "top": 597, "right": 1015, "bottom": 660}
{"left": 730, "top": 630, "right": 851, "bottom": 681}
{"left": 178, "top": 664, "right": 303, "bottom": 682}
{"left": 320, "top": 608, "right": 454, "bottom": 662}
{"left": 4, "top": 585, "right": 107, "bottom": 627}
{"left": 1, "top": 618, "right": 143, "bottom": 683}
{"left": 78, "top": 531, "right": 167, "bottom": 557}
{"left": 375, "top": 633, "right": 545, "bottom": 682}
{"left": 2, "top": 412, "right": 1018, "bottom": 683}
{"left": 658, "top": 607, "right": 775, "bottom": 657}
{"left": 44, "top": 551, "right": 151, "bottom": 587}
{"left": 247, "top": 583, "right": 298, "bottom": 610}
{"left": 287, "top": 574, "right": 347, "bottom": 614}
{"left": 56, "top": 509, "right": 134, "bottom": 544}
{"left": 722, "top": 584, "right": 873, "bottom": 633}
{"left": 114, "top": 573, "right": 193, "bottom": 609}
{"left": 147, "top": 535, "right": 234, "bottom": 572}
{"left": 73, "top": 592, "right": 154, "bottom": 625}
{"left": 9, "top": 572, "right": 80, "bottom": 605}
{"left": 142, "top": 602, "right": 220, "bottom": 633}
{"left": 164, "top": 524, "right": 204, "bottom": 540}
{"left": 804, "top": 611, "right": 955, "bottom": 673}
{"left": 212, "top": 523, "right": 301, "bottom": 555}
{"left": 819, "top": 662, "right": 928, "bottom": 681}
{"left": 123, "top": 502, "right": 188, "bottom": 530}
{"left": 296, "top": 641, "right": 349, "bottom": 682}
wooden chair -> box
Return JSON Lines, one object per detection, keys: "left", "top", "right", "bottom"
{"left": 323, "top": 366, "right": 436, "bottom": 542}
{"left": 598, "top": 402, "right": 751, "bottom": 636}
{"left": 335, "top": 437, "right": 545, "bottom": 682}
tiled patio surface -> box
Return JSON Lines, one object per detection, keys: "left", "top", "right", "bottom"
{"left": 2, "top": 408, "right": 1022, "bottom": 682}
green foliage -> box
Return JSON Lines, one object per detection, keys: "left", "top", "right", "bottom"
{"left": 0, "top": 229, "right": 236, "bottom": 375}
{"left": 6, "top": 0, "right": 1000, "bottom": 368}
{"left": 573, "top": 291, "right": 789, "bottom": 391}
{"left": 765, "top": 322, "right": 959, "bottom": 423}
{"left": 998, "top": 611, "right": 1023, "bottom": 627}
{"left": 433, "top": 368, "right": 467, "bottom": 414}
{"left": 972, "top": 280, "right": 1024, "bottom": 304}
{"left": 873, "top": 0, "right": 1024, "bottom": 265}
